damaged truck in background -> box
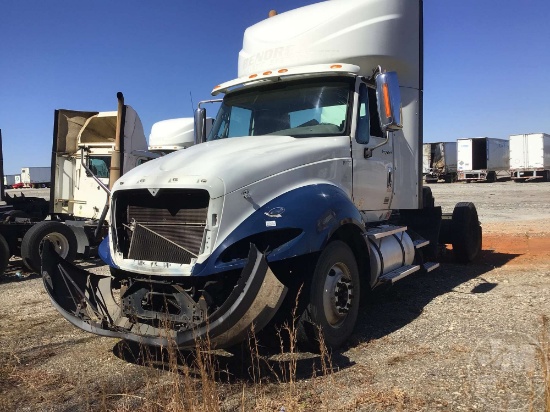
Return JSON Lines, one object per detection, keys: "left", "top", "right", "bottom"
{"left": 42, "top": 0, "right": 482, "bottom": 351}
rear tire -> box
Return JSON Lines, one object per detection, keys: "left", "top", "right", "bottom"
{"left": 0, "top": 234, "right": 10, "bottom": 276}
{"left": 451, "top": 202, "right": 482, "bottom": 263}
{"left": 21, "top": 221, "right": 78, "bottom": 273}
{"left": 297, "top": 241, "right": 360, "bottom": 351}
{"left": 486, "top": 171, "right": 496, "bottom": 183}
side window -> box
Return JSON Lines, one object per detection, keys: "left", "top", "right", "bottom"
{"left": 368, "top": 87, "right": 383, "bottom": 137}
{"left": 228, "top": 107, "right": 252, "bottom": 137}
{"left": 355, "top": 83, "right": 370, "bottom": 144}
{"left": 88, "top": 157, "right": 110, "bottom": 178}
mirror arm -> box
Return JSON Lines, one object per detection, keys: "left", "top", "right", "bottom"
{"left": 364, "top": 130, "right": 390, "bottom": 159}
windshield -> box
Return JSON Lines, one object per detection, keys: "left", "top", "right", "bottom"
{"left": 207, "top": 79, "right": 353, "bottom": 140}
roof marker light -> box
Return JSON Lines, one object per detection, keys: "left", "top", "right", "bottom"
{"left": 249, "top": 74, "right": 258, "bottom": 79}
{"left": 214, "top": 85, "right": 221, "bottom": 89}
{"left": 278, "top": 69, "right": 288, "bottom": 73}
{"left": 330, "top": 64, "right": 342, "bottom": 69}
{"left": 263, "top": 71, "right": 272, "bottom": 75}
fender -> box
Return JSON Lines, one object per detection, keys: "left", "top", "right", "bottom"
{"left": 192, "top": 184, "right": 365, "bottom": 276}
{"left": 98, "top": 236, "right": 118, "bottom": 268}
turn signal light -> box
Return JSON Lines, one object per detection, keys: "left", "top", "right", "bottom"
{"left": 382, "top": 83, "right": 391, "bottom": 118}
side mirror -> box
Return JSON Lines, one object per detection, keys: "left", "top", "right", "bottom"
{"left": 194, "top": 108, "right": 207, "bottom": 144}
{"left": 375, "top": 72, "right": 403, "bottom": 132}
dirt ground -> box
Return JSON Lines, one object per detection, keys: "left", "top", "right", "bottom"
{"left": 0, "top": 182, "right": 549, "bottom": 412}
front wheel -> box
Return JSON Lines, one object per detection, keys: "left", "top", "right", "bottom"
{"left": 297, "top": 241, "right": 360, "bottom": 351}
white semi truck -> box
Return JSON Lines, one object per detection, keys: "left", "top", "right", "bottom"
{"left": 509, "top": 133, "right": 550, "bottom": 182}
{"left": 0, "top": 94, "right": 161, "bottom": 275}
{"left": 423, "top": 142, "right": 457, "bottom": 183}
{"left": 43, "top": 0, "right": 482, "bottom": 351}
{"left": 149, "top": 117, "right": 213, "bottom": 154}
{"left": 457, "top": 137, "right": 509, "bottom": 182}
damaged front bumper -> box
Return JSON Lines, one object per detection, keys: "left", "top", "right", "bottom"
{"left": 41, "top": 241, "right": 287, "bottom": 349}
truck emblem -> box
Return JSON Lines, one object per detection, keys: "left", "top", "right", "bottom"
{"left": 265, "top": 207, "right": 285, "bottom": 218}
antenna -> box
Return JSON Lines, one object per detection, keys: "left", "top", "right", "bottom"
{"left": 190, "top": 91, "right": 195, "bottom": 112}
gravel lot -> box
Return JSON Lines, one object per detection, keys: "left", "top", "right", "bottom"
{"left": 0, "top": 182, "right": 549, "bottom": 411}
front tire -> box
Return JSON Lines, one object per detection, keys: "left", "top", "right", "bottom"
{"left": 297, "top": 241, "right": 360, "bottom": 351}
{"left": 21, "top": 221, "right": 78, "bottom": 273}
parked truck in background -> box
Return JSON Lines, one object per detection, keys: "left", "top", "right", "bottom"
{"left": 457, "top": 137, "right": 509, "bottom": 182}
{"left": 149, "top": 117, "right": 213, "bottom": 154}
{"left": 509, "top": 133, "right": 550, "bottom": 182}
{"left": 20, "top": 167, "right": 51, "bottom": 188}
{"left": 0, "top": 94, "right": 161, "bottom": 276}
{"left": 3, "top": 174, "right": 18, "bottom": 189}
{"left": 423, "top": 142, "right": 457, "bottom": 183}
{"left": 43, "top": 0, "right": 482, "bottom": 352}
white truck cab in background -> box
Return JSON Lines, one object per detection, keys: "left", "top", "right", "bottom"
{"left": 149, "top": 117, "right": 213, "bottom": 154}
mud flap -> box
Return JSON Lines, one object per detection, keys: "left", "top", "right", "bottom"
{"left": 41, "top": 240, "right": 288, "bottom": 349}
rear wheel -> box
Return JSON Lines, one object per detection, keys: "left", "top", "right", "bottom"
{"left": 451, "top": 202, "right": 482, "bottom": 263}
{"left": 21, "top": 221, "right": 78, "bottom": 273}
{"left": 0, "top": 234, "right": 10, "bottom": 276}
{"left": 297, "top": 241, "right": 360, "bottom": 351}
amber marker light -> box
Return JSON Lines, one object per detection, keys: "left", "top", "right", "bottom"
{"left": 382, "top": 83, "right": 392, "bottom": 118}
{"left": 330, "top": 64, "right": 342, "bottom": 69}
{"left": 278, "top": 69, "right": 288, "bottom": 73}
{"left": 214, "top": 85, "right": 221, "bottom": 89}
{"left": 263, "top": 71, "right": 272, "bottom": 75}
{"left": 249, "top": 74, "right": 258, "bottom": 79}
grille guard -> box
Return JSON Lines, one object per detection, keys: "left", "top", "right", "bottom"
{"left": 41, "top": 241, "right": 287, "bottom": 349}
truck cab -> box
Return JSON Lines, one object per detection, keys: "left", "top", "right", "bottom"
{"left": 42, "top": 0, "right": 481, "bottom": 352}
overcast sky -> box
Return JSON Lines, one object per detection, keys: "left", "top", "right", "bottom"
{"left": 1, "top": 0, "right": 549, "bottom": 174}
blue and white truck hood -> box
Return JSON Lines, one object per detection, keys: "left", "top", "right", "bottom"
{"left": 110, "top": 134, "right": 353, "bottom": 276}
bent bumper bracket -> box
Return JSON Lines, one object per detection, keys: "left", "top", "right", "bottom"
{"left": 41, "top": 241, "right": 287, "bottom": 349}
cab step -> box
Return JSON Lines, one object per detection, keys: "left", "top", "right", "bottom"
{"left": 413, "top": 239, "right": 430, "bottom": 249}
{"left": 379, "top": 264, "right": 420, "bottom": 284}
{"left": 422, "top": 262, "right": 440, "bottom": 272}
{"left": 366, "top": 225, "right": 407, "bottom": 240}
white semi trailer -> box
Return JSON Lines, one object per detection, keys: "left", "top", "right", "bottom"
{"left": 43, "top": 0, "right": 482, "bottom": 351}
{"left": 3, "top": 174, "right": 18, "bottom": 188}
{"left": 509, "top": 133, "right": 550, "bottom": 182}
{"left": 423, "top": 142, "right": 457, "bottom": 183}
{"left": 21, "top": 167, "right": 51, "bottom": 188}
{"left": 457, "top": 137, "right": 509, "bottom": 182}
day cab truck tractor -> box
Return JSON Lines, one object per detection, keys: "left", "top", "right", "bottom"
{"left": 0, "top": 94, "right": 160, "bottom": 276}
{"left": 43, "top": 0, "right": 482, "bottom": 352}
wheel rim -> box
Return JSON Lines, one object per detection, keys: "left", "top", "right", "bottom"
{"left": 41, "top": 232, "right": 70, "bottom": 258}
{"left": 322, "top": 262, "right": 354, "bottom": 327}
